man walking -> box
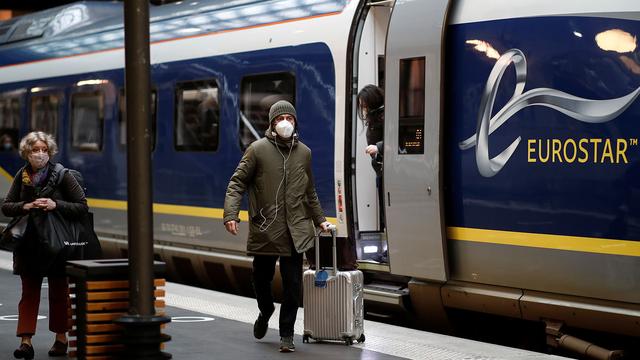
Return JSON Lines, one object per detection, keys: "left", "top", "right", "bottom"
{"left": 223, "top": 100, "right": 331, "bottom": 352}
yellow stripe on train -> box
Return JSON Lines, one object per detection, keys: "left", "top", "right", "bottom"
{"left": 88, "top": 198, "right": 338, "bottom": 224}
{"left": 447, "top": 226, "right": 640, "bottom": 257}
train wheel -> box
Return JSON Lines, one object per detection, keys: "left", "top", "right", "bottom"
{"left": 303, "top": 335, "right": 310, "bottom": 343}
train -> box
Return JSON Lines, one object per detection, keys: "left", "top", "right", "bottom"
{"left": 1, "top": 0, "right": 639, "bottom": 357}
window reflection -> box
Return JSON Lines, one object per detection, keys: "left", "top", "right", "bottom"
{"left": 30, "top": 94, "right": 60, "bottom": 138}
{"left": 0, "top": 96, "right": 20, "bottom": 152}
{"left": 239, "top": 72, "right": 295, "bottom": 150}
{"left": 71, "top": 91, "right": 103, "bottom": 151}
{"left": 175, "top": 80, "right": 219, "bottom": 152}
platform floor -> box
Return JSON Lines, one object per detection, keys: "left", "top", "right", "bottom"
{"left": 0, "top": 250, "right": 569, "bottom": 359}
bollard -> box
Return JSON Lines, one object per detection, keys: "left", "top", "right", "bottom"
{"left": 66, "top": 259, "right": 169, "bottom": 359}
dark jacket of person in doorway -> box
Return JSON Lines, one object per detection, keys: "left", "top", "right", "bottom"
{"left": 357, "top": 84, "right": 385, "bottom": 177}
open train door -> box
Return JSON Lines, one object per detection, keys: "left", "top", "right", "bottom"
{"left": 383, "top": 0, "right": 449, "bottom": 281}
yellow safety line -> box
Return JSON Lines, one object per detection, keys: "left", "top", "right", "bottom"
{"left": 447, "top": 226, "right": 640, "bottom": 257}
{"left": 0, "top": 166, "right": 13, "bottom": 181}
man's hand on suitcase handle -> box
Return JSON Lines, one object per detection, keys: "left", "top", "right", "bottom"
{"left": 319, "top": 222, "right": 334, "bottom": 233}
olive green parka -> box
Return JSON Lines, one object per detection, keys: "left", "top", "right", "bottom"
{"left": 223, "top": 131, "right": 326, "bottom": 256}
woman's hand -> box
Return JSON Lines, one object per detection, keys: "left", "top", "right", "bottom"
{"left": 34, "top": 198, "right": 56, "bottom": 211}
{"left": 23, "top": 201, "right": 38, "bottom": 211}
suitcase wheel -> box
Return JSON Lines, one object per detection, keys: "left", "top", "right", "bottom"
{"left": 303, "top": 335, "right": 310, "bottom": 343}
{"left": 344, "top": 337, "right": 353, "bottom": 346}
{"left": 357, "top": 334, "right": 365, "bottom": 343}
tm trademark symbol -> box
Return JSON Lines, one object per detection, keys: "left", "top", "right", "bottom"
{"left": 631, "top": 138, "right": 639, "bottom": 146}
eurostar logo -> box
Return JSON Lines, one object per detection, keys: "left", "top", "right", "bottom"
{"left": 459, "top": 48, "right": 640, "bottom": 177}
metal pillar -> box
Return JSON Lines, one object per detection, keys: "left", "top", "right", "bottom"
{"left": 115, "top": 0, "right": 171, "bottom": 358}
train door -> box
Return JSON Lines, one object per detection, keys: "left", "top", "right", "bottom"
{"left": 383, "top": 0, "right": 449, "bottom": 280}
{"left": 351, "top": 0, "right": 392, "bottom": 263}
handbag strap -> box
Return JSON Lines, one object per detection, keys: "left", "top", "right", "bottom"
{"left": 54, "top": 163, "right": 68, "bottom": 186}
{"left": 38, "top": 163, "right": 66, "bottom": 198}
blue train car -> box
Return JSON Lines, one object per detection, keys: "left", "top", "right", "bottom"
{"left": 0, "top": 0, "right": 638, "bottom": 355}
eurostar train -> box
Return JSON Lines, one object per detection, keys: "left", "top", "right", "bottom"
{"left": 1, "top": 0, "right": 639, "bottom": 355}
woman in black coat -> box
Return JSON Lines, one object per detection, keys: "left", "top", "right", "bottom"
{"left": 2, "top": 131, "right": 87, "bottom": 359}
{"left": 357, "top": 85, "right": 385, "bottom": 229}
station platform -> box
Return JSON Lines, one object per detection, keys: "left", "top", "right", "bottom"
{"left": 0, "top": 250, "right": 570, "bottom": 359}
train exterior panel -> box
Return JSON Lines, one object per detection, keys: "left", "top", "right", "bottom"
{"left": 384, "top": 0, "right": 640, "bottom": 338}
{"left": 444, "top": 10, "right": 640, "bottom": 303}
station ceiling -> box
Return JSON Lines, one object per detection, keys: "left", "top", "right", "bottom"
{"left": 2, "top": 1, "right": 80, "bottom": 12}
{"left": 1, "top": 1, "right": 175, "bottom": 16}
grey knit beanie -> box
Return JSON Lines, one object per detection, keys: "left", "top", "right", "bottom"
{"left": 269, "top": 100, "right": 297, "bottom": 124}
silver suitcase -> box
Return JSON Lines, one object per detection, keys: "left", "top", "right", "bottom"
{"left": 302, "top": 227, "right": 365, "bottom": 345}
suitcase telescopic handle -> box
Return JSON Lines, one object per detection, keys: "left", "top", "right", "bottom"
{"left": 315, "top": 224, "right": 337, "bottom": 276}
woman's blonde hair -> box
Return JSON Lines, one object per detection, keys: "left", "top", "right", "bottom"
{"left": 19, "top": 131, "right": 58, "bottom": 160}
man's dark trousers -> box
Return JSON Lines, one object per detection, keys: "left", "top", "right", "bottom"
{"left": 252, "top": 247, "right": 303, "bottom": 337}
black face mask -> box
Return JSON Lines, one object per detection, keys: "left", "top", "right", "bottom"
{"left": 368, "top": 105, "right": 384, "bottom": 117}
{"left": 359, "top": 105, "right": 384, "bottom": 123}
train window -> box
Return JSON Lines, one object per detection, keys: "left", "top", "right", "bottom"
{"left": 70, "top": 91, "right": 104, "bottom": 151}
{"left": 239, "top": 72, "right": 295, "bottom": 150}
{"left": 175, "top": 80, "right": 219, "bottom": 152}
{"left": 30, "top": 94, "right": 60, "bottom": 139}
{"left": 119, "top": 89, "right": 157, "bottom": 150}
{"left": 398, "top": 57, "right": 425, "bottom": 155}
{"left": 0, "top": 96, "right": 20, "bottom": 152}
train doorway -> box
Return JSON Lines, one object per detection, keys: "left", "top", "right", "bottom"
{"left": 350, "top": 0, "right": 391, "bottom": 264}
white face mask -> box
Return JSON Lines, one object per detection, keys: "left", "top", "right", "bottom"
{"left": 275, "top": 120, "right": 294, "bottom": 139}
{"left": 28, "top": 152, "right": 49, "bottom": 169}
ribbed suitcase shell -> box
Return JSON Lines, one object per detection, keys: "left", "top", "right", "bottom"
{"left": 303, "top": 269, "right": 364, "bottom": 343}
{"left": 302, "top": 228, "right": 364, "bottom": 344}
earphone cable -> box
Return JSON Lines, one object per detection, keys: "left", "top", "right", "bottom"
{"left": 259, "top": 136, "right": 295, "bottom": 232}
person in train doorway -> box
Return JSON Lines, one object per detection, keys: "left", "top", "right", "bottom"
{"left": 357, "top": 84, "right": 386, "bottom": 231}
{"left": 223, "top": 100, "right": 332, "bottom": 353}
{"left": 1, "top": 131, "right": 88, "bottom": 359}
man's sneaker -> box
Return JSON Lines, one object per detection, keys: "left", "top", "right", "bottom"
{"left": 253, "top": 308, "right": 274, "bottom": 339}
{"left": 279, "top": 336, "right": 295, "bottom": 353}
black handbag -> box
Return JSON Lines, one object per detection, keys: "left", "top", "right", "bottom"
{"left": 31, "top": 209, "right": 102, "bottom": 262}
{"left": 74, "top": 211, "right": 102, "bottom": 260}
{"left": 31, "top": 210, "right": 78, "bottom": 259}
{"left": 0, "top": 215, "right": 29, "bottom": 251}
